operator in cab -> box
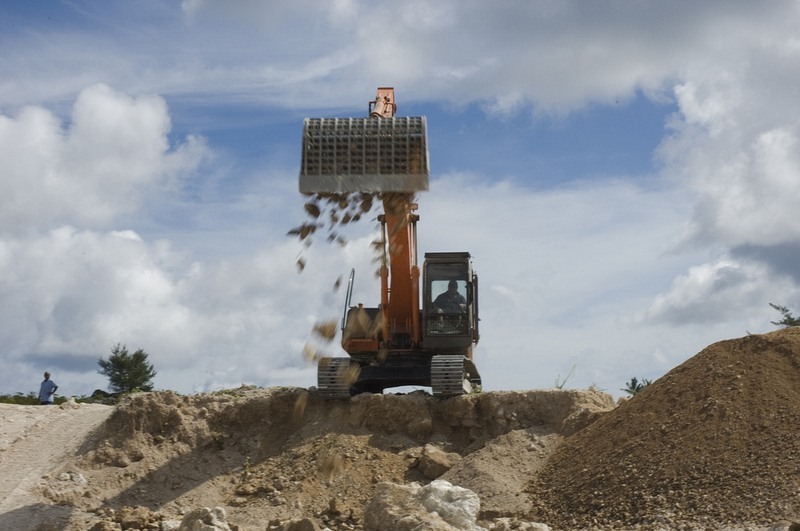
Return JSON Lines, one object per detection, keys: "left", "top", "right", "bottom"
{"left": 434, "top": 280, "right": 466, "bottom": 313}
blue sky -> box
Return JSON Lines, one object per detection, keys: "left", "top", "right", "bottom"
{"left": 2, "top": 0, "right": 800, "bottom": 399}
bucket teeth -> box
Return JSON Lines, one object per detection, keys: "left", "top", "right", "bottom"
{"left": 299, "top": 117, "right": 429, "bottom": 193}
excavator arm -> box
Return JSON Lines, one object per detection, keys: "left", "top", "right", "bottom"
{"left": 299, "top": 87, "right": 481, "bottom": 397}
{"left": 299, "top": 88, "right": 430, "bottom": 349}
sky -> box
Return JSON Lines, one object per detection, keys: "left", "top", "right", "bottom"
{"left": 2, "top": 0, "right": 800, "bottom": 399}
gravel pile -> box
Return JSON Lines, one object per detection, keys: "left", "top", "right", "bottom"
{"left": 531, "top": 327, "right": 800, "bottom": 529}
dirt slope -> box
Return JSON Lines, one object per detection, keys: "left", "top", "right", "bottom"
{"left": 3, "top": 329, "right": 800, "bottom": 530}
{"left": 0, "top": 401, "right": 113, "bottom": 530}
{"left": 531, "top": 327, "right": 800, "bottom": 529}
{"left": 0, "top": 388, "right": 612, "bottom": 530}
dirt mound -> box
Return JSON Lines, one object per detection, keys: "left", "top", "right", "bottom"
{"left": 8, "top": 329, "right": 800, "bottom": 530}
{"left": 33, "top": 387, "right": 612, "bottom": 530}
{"left": 530, "top": 327, "right": 800, "bottom": 529}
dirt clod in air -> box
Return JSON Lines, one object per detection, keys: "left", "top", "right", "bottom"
{"left": 288, "top": 191, "right": 416, "bottom": 273}
{"left": 288, "top": 192, "right": 381, "bottom": 250}
{"left": 312, "top": 320, "right": 338, "bottom": 342}
{"left": 318, "top": 452, "right": 347, "bottom": 482}
{"left": 292, "top": 391, "right": 309, "bottom": 422}
{"left": 289, "top": 193, "right": 388, "bottom": 363}
{"left": 290, "top": 192, "right": 417, "bottom": 371}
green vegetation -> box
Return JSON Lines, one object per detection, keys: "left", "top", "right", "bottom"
{"left": 769, "top": 303, "right": 800, "bottom": 327}
{"left": 0, "top": 392, "right": 96, "bottom": 405}
{"left": 555, "top": 364, "right": 577, "bottom": 389}
{"left": 240, "top": 456, "right": 252, "bottom": 483}
{"left": 98, "top": 343, "right": 157, "bottom": 394}
{"left": 0, "top": 391, "right": 45, "bottom": 405}
{"left": 621, "top": 376, "right": 652, "bottom": 396}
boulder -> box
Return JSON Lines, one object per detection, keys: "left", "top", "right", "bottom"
{"left": 418, "top": 444, "right": 462, "bottom": 479}
{"left": 60, "top": 397, "right": 81, "bottom": 409}
{"left": 178, "top": 507, "right": 232, "bottom": 531}
{"left": 489, "top": 518, "right": 551, "bottom": 531}
{"left": 363, "top": 479, "right": 484, "bottom": 531}
{"left": 116, "top": 505, "right": 159, "bottom": 530}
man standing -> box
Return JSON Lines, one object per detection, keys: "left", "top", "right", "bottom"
{"left": 38, "top": 371, "right": 58, "bottom": 405}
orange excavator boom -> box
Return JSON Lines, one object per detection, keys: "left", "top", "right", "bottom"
{"left": 299, "top": 87, "right": 481, "bottom": 397}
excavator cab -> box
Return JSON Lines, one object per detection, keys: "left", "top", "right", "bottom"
{"left": 422, "top": 252, "right": 480, "bottom": 352}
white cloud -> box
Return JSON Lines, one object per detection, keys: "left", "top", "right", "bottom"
{"left": 413, "top": 173, "right": 714, "bottom": 392}
{"left": 0, "top": 84, "right": 207, "bottom": 233}
{"left": 0, "top": 1, "right": 791, "bottom": 114}
{"left": 3, "top": 1, "right": 800, "bottom": 400}
{"left": 0, "top": 227, "right": 184, "bottom": 359}
{"left": 636, "top": 5, "right": 800, "bottom": 329}
{"left": 0, "top": 221, "right": 333, "bottom": 395}
{"left": 662, "top": 88, "right": 800, "bottom": 248}
{"left": 639, "top": 258, "right": 786, "bottom": 326}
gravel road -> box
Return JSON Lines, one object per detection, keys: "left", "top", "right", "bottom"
{"left": 0, "top": 402, "right": 112, "bottom": 529}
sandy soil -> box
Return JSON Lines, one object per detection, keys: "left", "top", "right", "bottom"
{"left": 0, "top": 388, "right": 611, "bottom": 530}
{"left": 531, "top": 327, "right": 800, "bottom": 529}
{"left": 0, "top": 401, "right": 112, "bottom": 529}
{"left": 2, "top": 328, "right": 800, "bottom": 530}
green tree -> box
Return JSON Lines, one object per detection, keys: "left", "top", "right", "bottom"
{"left": 621, "top": 376, "right": 652, "bottom": 396}
{"left": 769, "top": 303, "right": 800, "bottom": 327}
{"left": 97, "top": 344, "right": 157, "bottom": 393}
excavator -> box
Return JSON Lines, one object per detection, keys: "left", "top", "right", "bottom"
{"left": 299, "top": 87, "right": 481, "bottom": 397}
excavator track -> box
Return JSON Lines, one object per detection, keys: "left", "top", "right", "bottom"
{"left": 431, "top": 355, "right": 473, "bottom": 397}
{"left": 317, "top": 357, "right": 357, "bottom": 399}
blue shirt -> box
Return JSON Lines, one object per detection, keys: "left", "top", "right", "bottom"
{"left": 38, "top": 378, "right": 58, "bottom": 403}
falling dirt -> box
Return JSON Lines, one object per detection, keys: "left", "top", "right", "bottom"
{"left": 288, "top": 191, "right": 381, "bottom": 271}
{"left": 291, "top": 191, "right": 418, "bottom": 367}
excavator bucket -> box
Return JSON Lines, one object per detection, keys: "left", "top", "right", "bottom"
{"left": 299, "top": 117, "right": 429, "bottom": 193}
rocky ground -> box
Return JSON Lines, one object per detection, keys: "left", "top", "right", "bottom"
{"left": 2, "top": 328, "right": 800, "bottom": 530}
